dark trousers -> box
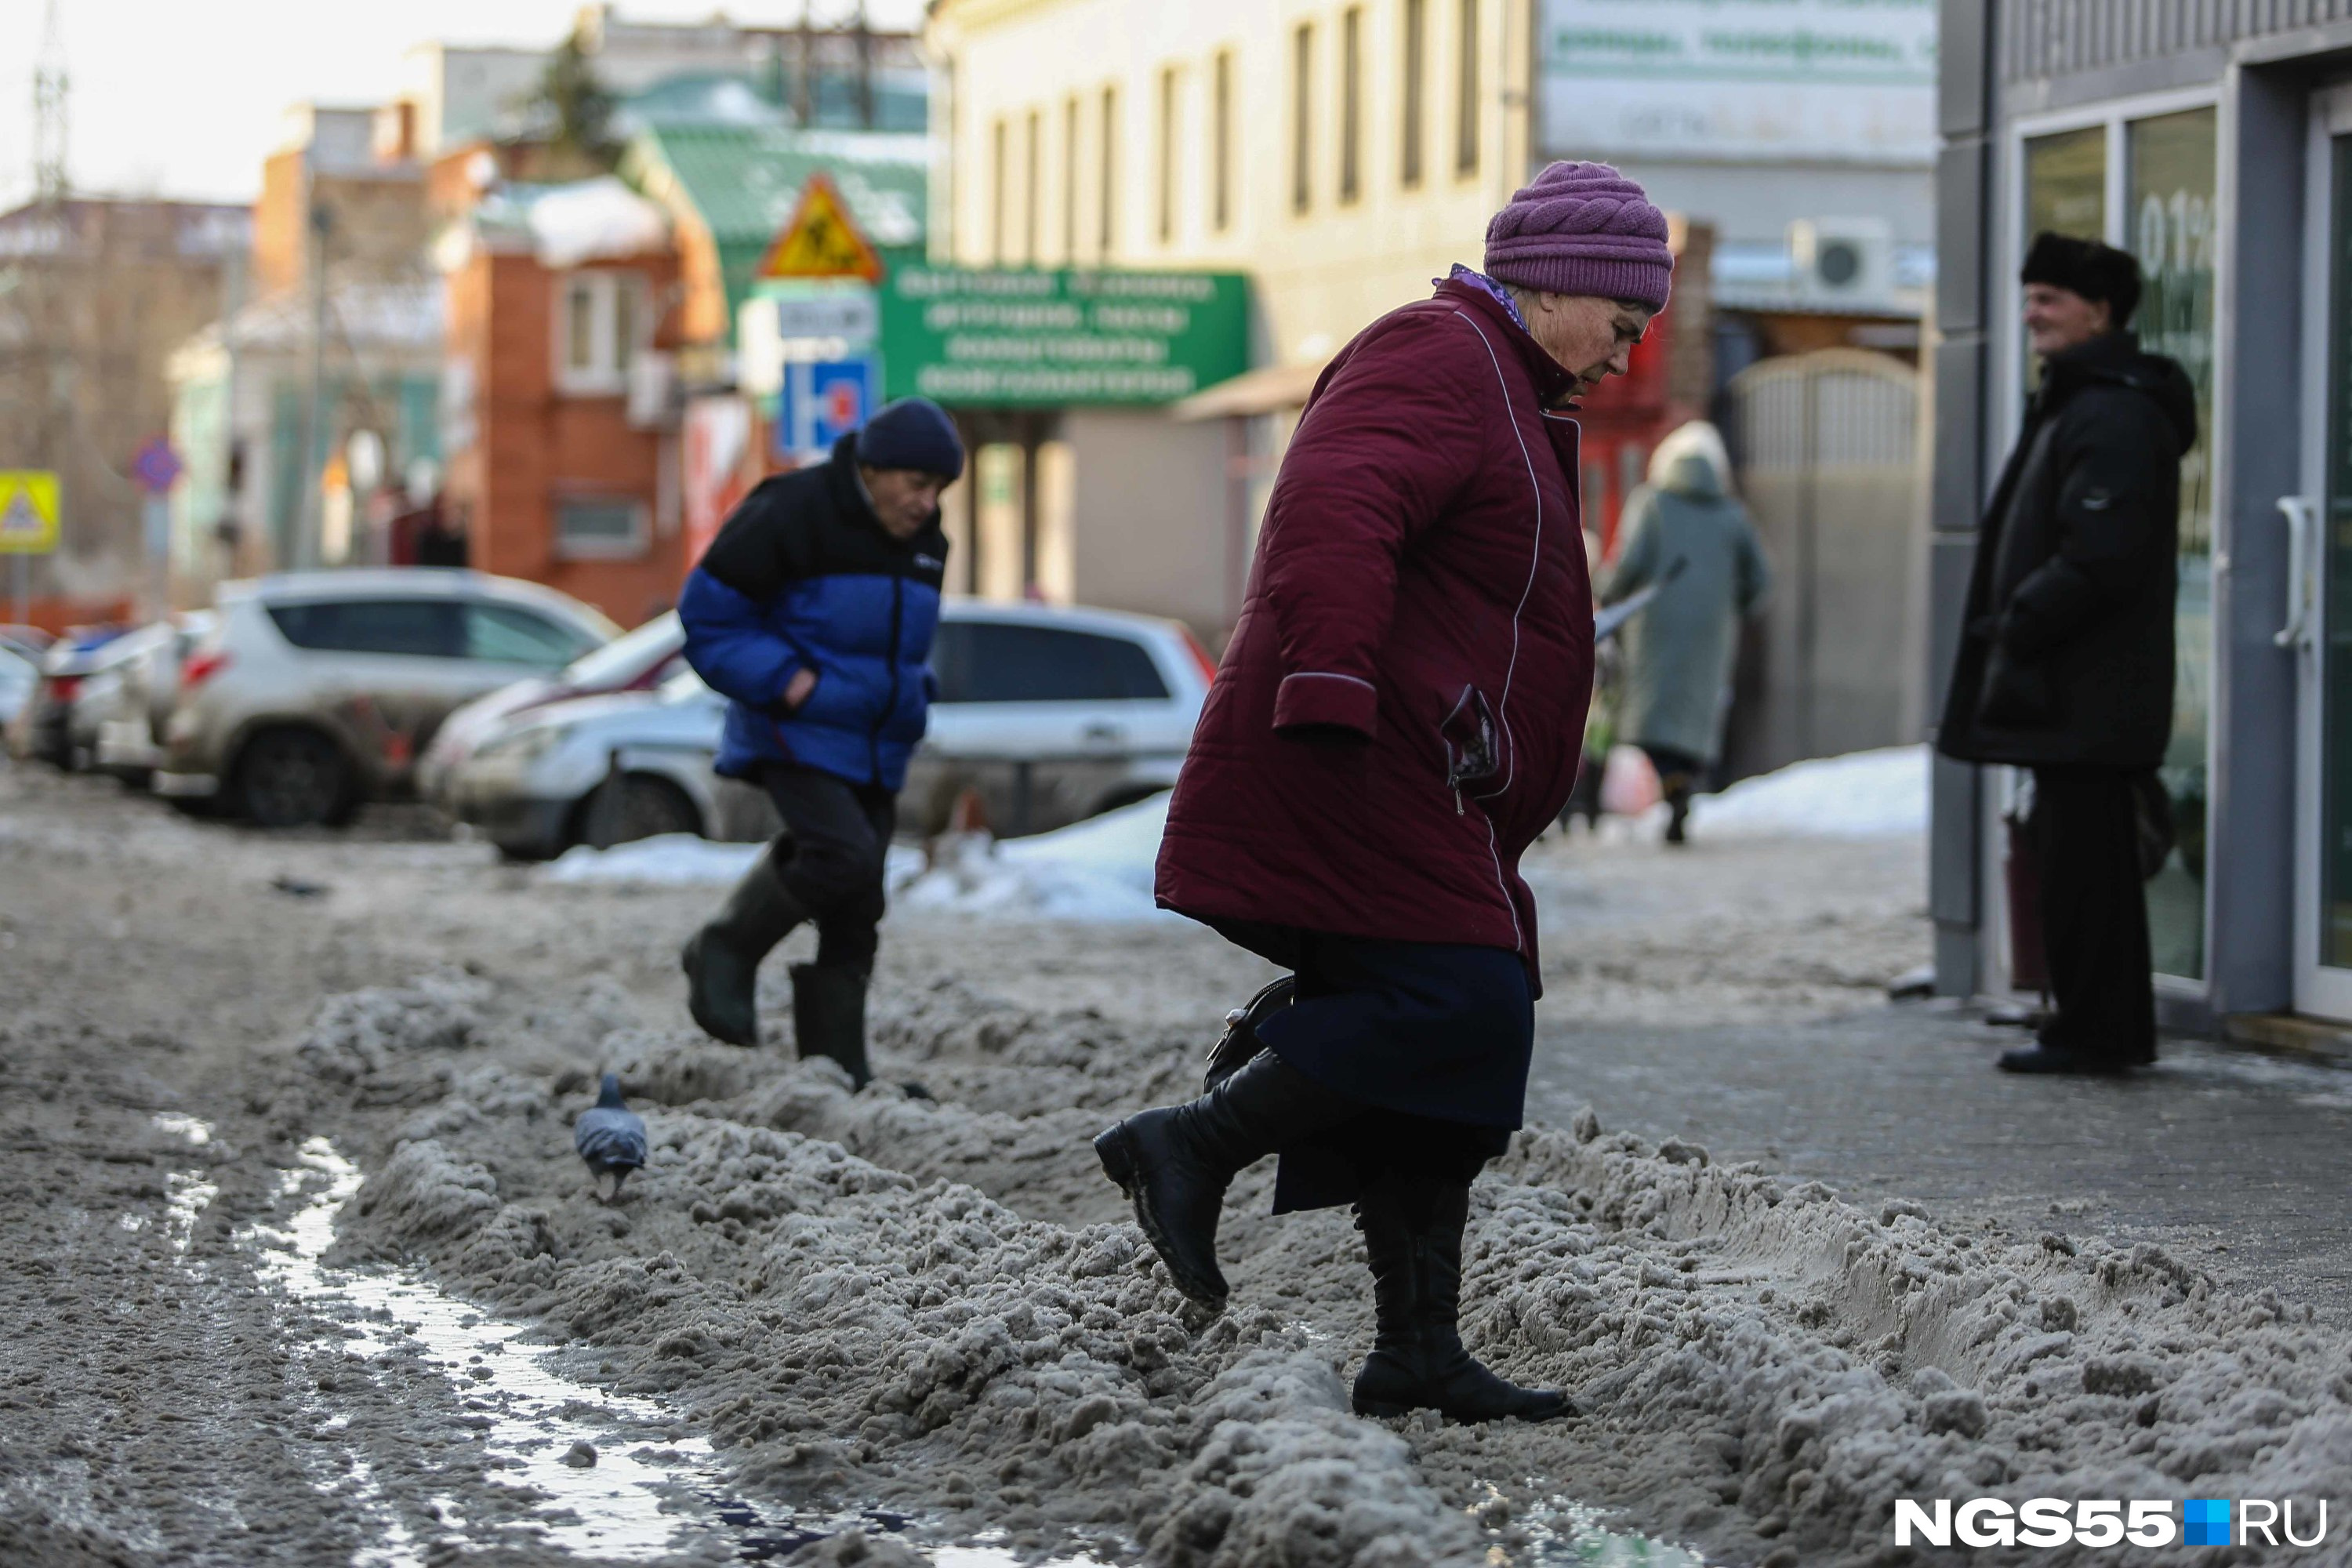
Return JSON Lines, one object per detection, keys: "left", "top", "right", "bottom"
{"left": 1207, "top": 919, "right": 1530, "bottom": 1213}
{"left": 758, "top": 763, "right": 896, "bottom": 973}
{"left": 2031, "top": 766, "right": 2157, "bottom": 1063}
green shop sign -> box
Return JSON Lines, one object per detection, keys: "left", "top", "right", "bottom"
{"left": 879, "top": 267, "right": 1250, "bottom": 407}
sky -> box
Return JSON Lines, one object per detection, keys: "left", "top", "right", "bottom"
{"left": 0, "top": 0, "right": 926, "bottom": 210}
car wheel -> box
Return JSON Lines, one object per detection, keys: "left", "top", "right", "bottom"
{"left": 578, "top": 774, "right": 702, "bottom": 851}
{"left": 235, "top": 728, "right": 351, "bottom": 829}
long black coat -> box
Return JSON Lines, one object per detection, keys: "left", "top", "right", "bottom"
{"left": 1937, "top": 331, "right": 2196, "bottom": 769}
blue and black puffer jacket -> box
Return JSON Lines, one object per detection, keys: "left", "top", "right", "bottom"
{"left": 680, "top": 434, "right": 949, "bottom": 789}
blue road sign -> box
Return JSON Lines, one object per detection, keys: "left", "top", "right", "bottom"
{"left": 131, "top": 437, "right": 183, "bottom": 495}
{"left": 772, "top": 357, "right": 879, "bottom": 462}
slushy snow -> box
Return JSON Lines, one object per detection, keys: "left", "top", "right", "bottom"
{"left": 300, "top": 966, "right": 2352, "bottom": 1568}
{"left": 894, "top": 793, "right": 1178, "bottom": 922}
{"left": 539, "top": 747, "right": 1924, "bottom": 916}
{"left": 1672, "top": 744, "right": 1926, "bottom": 840}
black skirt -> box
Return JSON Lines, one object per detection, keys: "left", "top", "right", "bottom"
{"left": 1207, "top": 920, "right": 1535, "bottom": 1213}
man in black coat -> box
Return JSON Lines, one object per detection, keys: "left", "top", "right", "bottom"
{"left": 1938, "top": 232, "right": 2192, "bottom": 1072}
{"left": 1938, "top": 233, "right": 2197, "bottom": 1074}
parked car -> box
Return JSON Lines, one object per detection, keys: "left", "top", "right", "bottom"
{"left": 8, "top": 626, "right": 130, "bottom": 768}
{"left": 446, "top": 673, "right": 746, "bottom": 858}
{"left": 154, "top": 570, "right": 619, "bottom": 827}
{"left": 92, "top": 612, "right": 216, "bottom": 784}
{"left": 0, "top": 645, "right": 36, "bottom": 733}
{"left": 0, "top": 625, "right": 53, "bottom": 663}
{"left": 68, "top": 621, "right": 177, "bottom": 781}
{"left": 908, "top": 601, "right": 1214, "bottom": 835}
{"left": 445, "top": 599, "right": 1215, "bottom": 859}
{"left": 418, "top": 609, "right": 686, "bottom": 809}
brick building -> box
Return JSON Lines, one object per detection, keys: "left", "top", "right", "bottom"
{"left": 437, "top": 176, "right": 684, "bottom": 628}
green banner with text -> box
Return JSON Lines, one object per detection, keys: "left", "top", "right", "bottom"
{"left": 879, "top": 267, "right": 1250, "bottom": 407}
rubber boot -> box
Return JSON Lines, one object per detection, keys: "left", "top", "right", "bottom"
{"left": 789, "top": 962, "right": 872, "bottom": 1089}
{"left": 1351, "top": 1176, "right": 1573, "bottom": 1423}
{"left": 1661, "top": 775, "right": 1694, "bottom": 845}
{"left": 681, "top": 844, "right": 806, "bottom": 1047}
{"left": 1094, "top": 1051, "right": 1359, "bottom": 1307}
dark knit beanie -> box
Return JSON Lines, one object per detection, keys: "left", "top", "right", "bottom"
{"left": 2020, "top": 232, "right": 2143, "bottom": 326}
{"left": 855, "top": 397, "right": 965, "bottom": 480}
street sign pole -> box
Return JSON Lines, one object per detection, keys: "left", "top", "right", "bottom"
{"left": 10, "top": 554, "right": 24, "bottom": 630}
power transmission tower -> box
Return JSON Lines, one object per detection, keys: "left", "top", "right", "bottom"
{"left": 33, "top": 0, "right": 68, "bottom": 204}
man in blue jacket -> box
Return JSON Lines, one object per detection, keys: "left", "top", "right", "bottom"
{"left": 678, "top": 398, "right": 963, "bottom": 1083}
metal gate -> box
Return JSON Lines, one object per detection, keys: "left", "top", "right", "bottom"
{"left": 1723, "top": 348, "right": 1926, "bottom": 775}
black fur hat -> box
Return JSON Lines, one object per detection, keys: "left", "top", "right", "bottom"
{"left": 2020, "top": 231, "right": 2143, "bottom": 326}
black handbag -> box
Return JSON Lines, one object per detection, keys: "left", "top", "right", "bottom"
{"left": 1202, "top": 975, "right": 1295, "bottom": 1092}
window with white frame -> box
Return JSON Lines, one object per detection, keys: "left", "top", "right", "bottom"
{"left": 554, "top": 496, "right": 648, "bottom": 558}
{"left": 554, "top": 271, "right": 648, "bottom": 395}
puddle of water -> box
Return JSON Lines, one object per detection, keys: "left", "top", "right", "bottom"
{"left": 150, "top": 1114, "right": 220, "bottom": 1256}
{"left": 245, "top": 1137, "right": 1112, "bottom": 1567}
{"left": 1481, "top": 1484, "right": 1710, "bottom": 1567}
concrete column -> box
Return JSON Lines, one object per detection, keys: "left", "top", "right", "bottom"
{"left": 1928, "top": 0, "right": 1998, "bottom": 997}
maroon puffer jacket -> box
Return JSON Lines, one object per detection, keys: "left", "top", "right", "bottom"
{"left": 1155, "top": 278, "right": 1592, "bottom": 982}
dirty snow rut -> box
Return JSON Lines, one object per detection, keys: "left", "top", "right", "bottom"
{"left": 243, "top": 964, "right": 2352, "bottom": 1568}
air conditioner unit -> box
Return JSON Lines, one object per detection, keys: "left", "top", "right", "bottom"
{"left": 1788, "top": 219, "right": 1893, "bottom": 308}
{"left": 627, "top": 352, "right": 679, "bottom": 430}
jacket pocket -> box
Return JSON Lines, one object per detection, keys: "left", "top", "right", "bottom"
{"left": 1976, "top": 644, "right": 2056, "bottom": 730}
{"left": 1439, "top": 684, "right": 1501, "bottom": 792}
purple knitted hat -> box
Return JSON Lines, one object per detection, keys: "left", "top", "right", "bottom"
{"left": 1484, "top": 161, "right": 1673, "bottom": 310}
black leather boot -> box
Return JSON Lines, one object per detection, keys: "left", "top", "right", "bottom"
{"left": 681, "top": 844, "right": 806, "bottom": 1047}
{"left": 1094, "top": 1051, "right": 1358, "bottom": 1307}
{"left": 1351, "top": 1176, "right": 1573, "bottom": 1422}
{"left": 789, "top": 962, "right": 872, "bottom": 1089}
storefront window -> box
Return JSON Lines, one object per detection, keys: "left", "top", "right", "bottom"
{"left": 2129, "top": 107, "right": 2216, "bottom": 980}
{"left": 2024, "top": 126, "right": 2107, "bottom": 242}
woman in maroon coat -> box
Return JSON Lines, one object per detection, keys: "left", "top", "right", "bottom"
{"left": 1094, "top": 162, "right": 1675, "bottom": 1424}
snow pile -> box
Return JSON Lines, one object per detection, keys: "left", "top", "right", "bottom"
{"left": 542, "top": 834, "right": 927, "bottom": 890}
{"left": 524, "top": 177, "right": 670, "bottom": 269}
{"left": 1679, "top": 745, "right": 1926, "bottom": 840}
{"left": 544, "top": 834, "right": 759, "bottom": 887}
{"left": 894, "top": 793, "right": 1176, "bottom": 924}
{"left": 306, "top": 964, "right": 2352, "bottom": 1568}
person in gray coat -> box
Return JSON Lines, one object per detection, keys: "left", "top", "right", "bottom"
{"left": 1600, "top": 423, "right": 1770, "bottom": 843}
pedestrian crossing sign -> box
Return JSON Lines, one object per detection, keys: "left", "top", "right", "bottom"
{"left": 757, "top": 173, "right": 884, "bottom": 284}
{"left": 0, "top": 470, "right": 60, "bottom": 554}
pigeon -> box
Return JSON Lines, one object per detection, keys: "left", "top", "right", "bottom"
{"left": 573, "top": 1073, "right": 647, "bottom": 1202}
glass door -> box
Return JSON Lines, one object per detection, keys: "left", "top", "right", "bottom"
{"left": 2296, "top": 89, "right": 2352, "bottom": 1019}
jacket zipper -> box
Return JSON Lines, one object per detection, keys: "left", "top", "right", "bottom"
{"left": 872, "top": 575, "right": 905, "bottom": 783}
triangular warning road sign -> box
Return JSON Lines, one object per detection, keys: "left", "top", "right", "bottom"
{"left": 0, "top": 470, "right": 60, "bottom": 554}
{"left": 756, "top": 172, "right": 884, "bottom": 283}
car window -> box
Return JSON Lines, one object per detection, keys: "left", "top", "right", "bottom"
{"left": 469, "top": 602, "right": 599, "bottom": 667}
{"left": 268, "top": 599, "right": 464, "bottom": 657}
{"left": 935, "top": 622, "right": 1171, "bottom": 703}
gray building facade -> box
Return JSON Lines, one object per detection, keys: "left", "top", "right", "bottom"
{"left": 1935, "top": 0, "right": 2352, "bottom": 1026}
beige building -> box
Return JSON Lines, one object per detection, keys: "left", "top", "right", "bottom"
{"left": 928, "top": 0, "right": 1534, "bottom": 374}
{"left": 923, "top": 0, "right": 1552, "bottom": 638}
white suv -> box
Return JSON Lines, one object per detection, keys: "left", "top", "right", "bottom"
{"left": 445, "top": 598, "right": 1215, "bottom": 858}
{"left": 154, "top": 570, "right": 618, "bottom": 828}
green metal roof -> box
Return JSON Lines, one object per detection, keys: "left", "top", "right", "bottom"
{"left": 623, "top": 122, "right": 926, "bottom": 325}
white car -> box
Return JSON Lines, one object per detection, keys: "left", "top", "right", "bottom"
{"left": 154, "top": 570, "right": 619, "bottom": 827}
{"left": 88, "top": 613, "right": 216, "bottom": 783}
{"left": 0, "top": 645, "right": 34, "bottom": 732}
{"left": 419, "top": 610, "right": 687, "bottom": 809}
{"left": 446, "top": 599, "right": 1214, "bottom": 858}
